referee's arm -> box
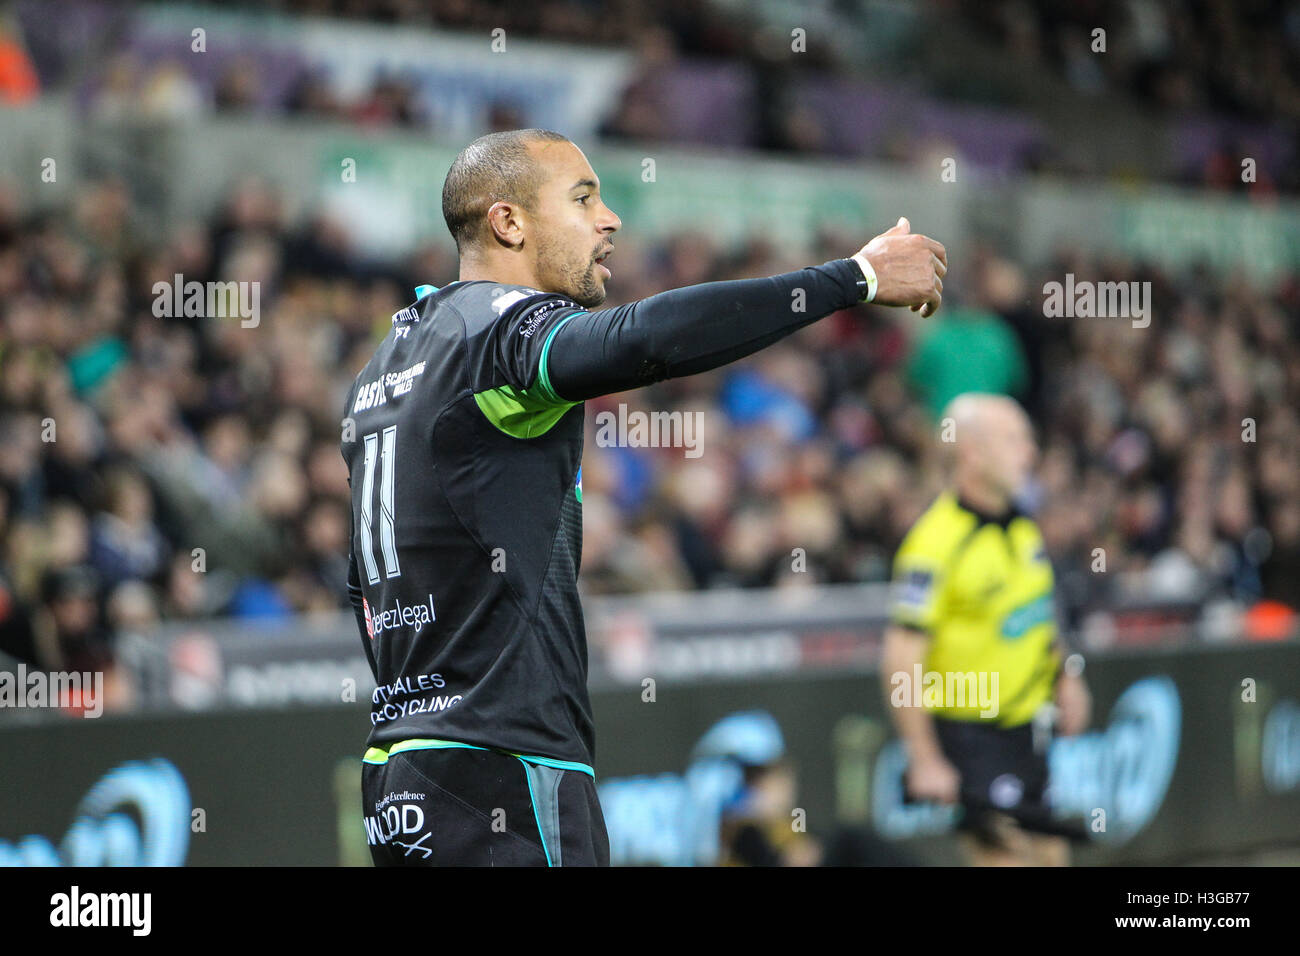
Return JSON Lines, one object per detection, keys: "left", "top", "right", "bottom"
{"left": 881, "top": 623, "right": 960, "bottom": 805}
{"left": 883, "top": 542, "right": 960, "bottom": 805}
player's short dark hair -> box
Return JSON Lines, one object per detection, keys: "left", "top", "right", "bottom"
{"left": 442, "top": 128, "right": 572, "bottom": 254}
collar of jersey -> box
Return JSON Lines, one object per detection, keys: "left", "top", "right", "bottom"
{"left": 414, "top": 281, "right": 464, "bottom": 299}
{"left": 954, "top": 493, "right": 1020, "bottom": 530}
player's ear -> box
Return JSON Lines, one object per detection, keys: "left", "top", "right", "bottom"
{"left": 486, "top": 200, "right": 525, "bottom": 249}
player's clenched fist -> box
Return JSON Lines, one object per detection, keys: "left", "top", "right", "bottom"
{"left": 853, "top": 217, "right": 947, "bottom": 318}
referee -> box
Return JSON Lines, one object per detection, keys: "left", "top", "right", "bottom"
{"left": 881, "top": 393, "right": 1092, "bottom": 866}
{"left": 341, "top": 128, "right": 946, "bottom": 866}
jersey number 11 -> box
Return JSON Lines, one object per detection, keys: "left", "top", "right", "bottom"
{"left": 359, "top": 425, "right": 401, "bottom": 585}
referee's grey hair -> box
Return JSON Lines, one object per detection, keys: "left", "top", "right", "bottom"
{"left": 442, "top": 128, "right": 572, "bottom": 254}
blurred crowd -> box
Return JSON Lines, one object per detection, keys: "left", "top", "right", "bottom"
{"left": 272, "top": 0, "right": 748, "bottom": 52}
{"left": 580, "top": 231, "right": 1300, "bottom": 631}
{"left": 243, "top": 0, "right": 1300, "bottom": 130}
{"left": 1, "top": 174, "right": 1298, "bottom": 694}
{"left": 958, "top": 0, "right": 1300, "bottom": 123}
{"left": 6, "top": 0, "right": 1296, "bottom": 193}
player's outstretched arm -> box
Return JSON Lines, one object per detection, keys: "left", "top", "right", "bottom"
{"left": 543, "top": 218, "right": 946, "bottom": 402}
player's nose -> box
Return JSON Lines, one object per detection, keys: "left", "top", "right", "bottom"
{"left": 598, "top": 201, "right": 621, "bottom": 234}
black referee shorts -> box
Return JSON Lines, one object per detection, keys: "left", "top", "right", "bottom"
{"left": 361, "top": 743, "right": 609, "bottom": 866}
{"left": 932, "top": 716, "right": 1052, "bottom": 844}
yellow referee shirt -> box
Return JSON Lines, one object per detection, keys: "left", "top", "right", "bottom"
{"left": 889, "top": 491, "right": 1060, "bottom": 727}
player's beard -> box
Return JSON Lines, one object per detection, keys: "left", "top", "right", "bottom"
{"left": 536, "top": 231, "right": 606, "bottom": 308}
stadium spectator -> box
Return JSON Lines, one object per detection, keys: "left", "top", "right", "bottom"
{"left": 0, "top": 12, "right": 38, "bottom": 105}
{"left": 88, "top": 465, "right": 168, "bottom": 589}
{"left": 904, "top": 304, "right": 1031, "bottom": 419}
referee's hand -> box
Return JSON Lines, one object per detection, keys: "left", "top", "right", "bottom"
{"left": 855, "top": 218, "right": 947, "bottom": 317}
{"left": 1055, "top": 673, "right": 1092, "bottom": 736}
{"left": 906, "top": 752, "right": 961, "bottom": 805}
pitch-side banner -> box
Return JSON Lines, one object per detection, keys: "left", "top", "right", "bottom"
{"left": 1, "top": 641, "right": 1297, "bottom": 865}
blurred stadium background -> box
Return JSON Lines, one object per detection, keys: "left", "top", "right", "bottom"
{"left": 1, "top": 0, "right": 1299, "bottom": 866}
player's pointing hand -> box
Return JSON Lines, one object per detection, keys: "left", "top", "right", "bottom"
{"left": 854, "top": 218, "right": 948, "bottom": 318}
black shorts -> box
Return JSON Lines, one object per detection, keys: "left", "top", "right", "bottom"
{"left": 932, "top": 717, "right": 1052, "bottom": 843}
{"left": 361, "top": 744, "right": 609, "bottom": 866}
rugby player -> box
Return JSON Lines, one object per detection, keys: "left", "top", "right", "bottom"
{"left": 343, "top": 128, "right": 946, "bottom": 866}
{"left": 881, "top": 393, "right": 1092, "bottom": 866}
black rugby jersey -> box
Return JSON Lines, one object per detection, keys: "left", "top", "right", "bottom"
{"left": 343, "top": 280, "right": 594, "bottom": 765}
{"left": 343, "top": 259, "right": 865, "bottom": 768}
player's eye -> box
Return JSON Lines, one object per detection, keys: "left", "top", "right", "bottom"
{"left": 576, "top": 195, "right": 590, "bottom": 205}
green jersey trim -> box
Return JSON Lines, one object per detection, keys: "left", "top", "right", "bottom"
{"left": 535, "top": 311, "right": 587, "bottom": 404}
{"left": 362, "top": 737, "right": 595, "bottom": 777}
{"left": 473, "top": 384, "right": 576, "bottom": 439}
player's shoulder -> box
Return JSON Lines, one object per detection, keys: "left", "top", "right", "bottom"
{"left": 443, "top": 281, "right": 581, "bottom": 334}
